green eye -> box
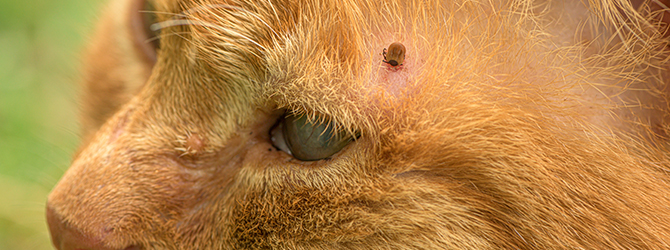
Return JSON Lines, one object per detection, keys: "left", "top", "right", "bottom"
{"left": 270, "top": 114, "right": 354, "bottom": 161}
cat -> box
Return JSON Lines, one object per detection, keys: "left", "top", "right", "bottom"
{"left": 47, "top": 0, "right": 670, "bottom": 249}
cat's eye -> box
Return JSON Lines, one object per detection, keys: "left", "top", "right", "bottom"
{"left": 270, "top": 114, "right": 355, "bottom": 161}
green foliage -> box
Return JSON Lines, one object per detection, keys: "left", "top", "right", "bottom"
{"left": 0, "top": 0, "right": 103, "bottom": 249}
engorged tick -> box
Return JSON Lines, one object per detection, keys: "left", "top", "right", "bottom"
{"left": 383, "top": 42, "right": 406, "bottom": 66}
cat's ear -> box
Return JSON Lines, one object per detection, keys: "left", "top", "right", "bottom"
{"left": 130, "top": 0, "right": 160, "bottom": 65}
{"left": 79, "top": 0, "right": 159, "bottom": 138}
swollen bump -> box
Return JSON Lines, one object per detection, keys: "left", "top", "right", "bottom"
{"left": 185, "top": 133, "right": 206, "bottom": 153}
{"left": 177, "top": 132, "right": 207, "bottom": 157}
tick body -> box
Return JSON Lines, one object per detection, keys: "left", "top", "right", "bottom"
{"left": 383, "top": 42, "right": 406, "bottom": 66}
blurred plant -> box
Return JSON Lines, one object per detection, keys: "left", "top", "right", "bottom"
{"left": 0, "top": 0, "right": 102, "bottom": 249}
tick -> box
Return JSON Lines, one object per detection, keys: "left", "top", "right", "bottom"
{"left": 383, "top": 42, "right": 406, "bottom": 66}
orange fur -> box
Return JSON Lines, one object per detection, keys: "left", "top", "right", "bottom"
{"left": 47, "top": 0, "right": 670, "bottom": 249}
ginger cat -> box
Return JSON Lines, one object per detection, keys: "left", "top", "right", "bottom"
{"left": 47, "top": 0, "right": 670, "bottom": 249}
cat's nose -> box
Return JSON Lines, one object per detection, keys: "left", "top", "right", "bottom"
{"left": 46, "top": 206, "right": 138, "bottom": 250}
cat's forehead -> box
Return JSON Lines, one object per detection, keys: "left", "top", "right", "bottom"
{"left": 150, "top": 0, "right": 637, "bottom": 135}
{"left": 172, "top": 2, "right": 522, "bottom": 101}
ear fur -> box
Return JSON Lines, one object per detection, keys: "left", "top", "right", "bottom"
{"left": 79, "top": 0, "right": 158, "bottom": 139}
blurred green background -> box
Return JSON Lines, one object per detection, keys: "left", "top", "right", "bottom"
{"left": 0, "top": 0, "right": 104, "bottom": 249}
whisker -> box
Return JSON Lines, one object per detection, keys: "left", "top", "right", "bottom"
{"left": 185, "top": 4, "right": 280, "bottom": 38}
{"left": 153, "top": 4, "right": 279, "bottom": 40}
{"left": 151, "top": 20, "right": 265, "bottom": 61}
{"left": 145, "top": 31, "right": 192, "bottom": 45}
{"left": 139, "top": 10, "right": 189, "bottom": 19}
{"left": 150, "top": 19, "right": 193, "bottom": 32}
{"left": 151, "top": 19, "right": 267, "bottom": 52}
